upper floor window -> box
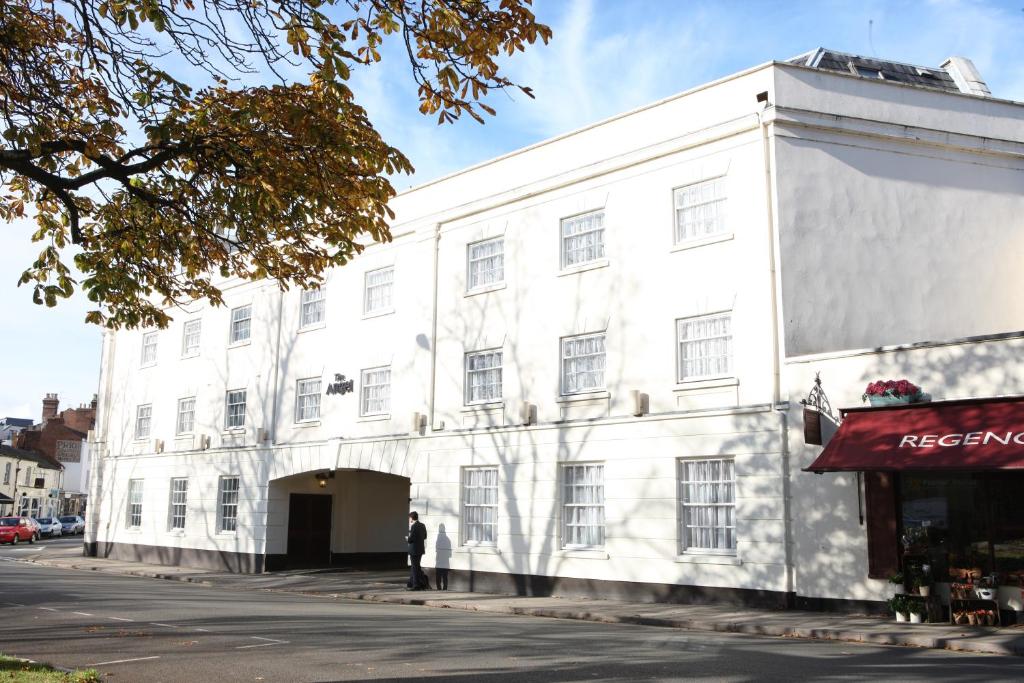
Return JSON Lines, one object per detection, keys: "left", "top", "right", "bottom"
{"left": 560, "top": 211, "right": 605, "bottom": 269}
{"left": 295, "top": 378, "right": 322, "bottom": 422}
{"left": 135, "top": 404, "right": 152, "bottom": 440}
{"left": 467, "top": 237, "right": 504, "bottom": 291}
{"left": 674, "top": 177, "right": 726, "bottom": 244}
{"left": 140, "top": 332, "right": 158, "bottom": 367}
{"left": 229, "top": 305, "right": 252, "bottom": 344}
{"left": 2, "top": 462, "right": 9, "bottom": 485}
{"left": 679, "top": 458, "right": 736, "bottom": 554}
{"left": 360, "top": 366, "right": 391, "bottom": 416}
{"left": 462, "top": 467, "right": 498, "bottom": 545}
{"left": 215, "top": 226, "right": 240, "bottom": 253}
{"left": 364, "top": 267, "right": 394, "bottom": 315}
{"left": 24, "top": 466, "right": 32, "bottom": 486}
{"left": 225, "top": 389, "right": 247, "bottom": 429}
{"left": 181, "top": 320, "right": 201, "bottom": 357}
{"left": 677, "top": 312, "right": 732, "bottom": 381}
{"left": 465, "top": 349, "right": 503, "bottom": 405}
{"left": 176, "top": 397, "right": 196, "bottom": 435}
{"left": 300, "top": 288, "right": 325, "bottom": 329}
{"left": 561, "top": 463, "right": 605, "bottom": 548}
{"left": 561, "top": 333, "right": 606, "bottom": 395}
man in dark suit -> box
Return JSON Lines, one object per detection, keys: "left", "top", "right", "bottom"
{"left": 406, "top": 511, "right": 428, "bottom": 590}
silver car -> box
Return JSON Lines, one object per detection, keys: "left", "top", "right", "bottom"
{"left": 34, "top": 517, "right": 63, "bottom": 537}
{"left": 59, "top": 515, "right": 85, "bottom": 535}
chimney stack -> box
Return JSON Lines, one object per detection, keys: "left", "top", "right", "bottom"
{"left": 42, "top": 393, "right": 59, "bottom": 424}
{"left": 941, "top": 56, "right": 991, "bottom": 97}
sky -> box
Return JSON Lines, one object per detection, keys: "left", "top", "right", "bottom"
{"left": 1, "top": 0, "right": 1022, "bottom": 419}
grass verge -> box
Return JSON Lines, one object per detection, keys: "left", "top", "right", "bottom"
{"left": 0, "top": 654, "right": 100, "bottom": 682}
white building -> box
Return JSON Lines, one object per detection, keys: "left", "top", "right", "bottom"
{"left": 87, "top": 49, "right": 1024, "bottom": 615}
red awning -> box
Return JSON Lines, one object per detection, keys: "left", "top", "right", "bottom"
{"left": 805, "top": 396, "right": 1024, "bottom": 472}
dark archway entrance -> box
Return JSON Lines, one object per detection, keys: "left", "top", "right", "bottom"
{"left": 286, "top": 493, "right": 333, "bottom": 569}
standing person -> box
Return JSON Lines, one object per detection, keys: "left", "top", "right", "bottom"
{"left": 406, "top": 511, "right": 428, "bottom": 591}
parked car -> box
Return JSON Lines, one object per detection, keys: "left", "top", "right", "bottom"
{"left": 0, "top": 516, "right": 38, "bottom": 545}
{"left": 34, "top": 517, "right": 62, "bottom": 538}
{"left": 59, "top": 515, "right": 85, "bottom": 535}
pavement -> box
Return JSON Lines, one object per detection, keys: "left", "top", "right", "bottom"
{"left": 6, "top": 537, "right": 1024, "bottom": 660}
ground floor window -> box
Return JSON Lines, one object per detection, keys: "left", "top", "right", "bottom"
{"left": 169, "top": 478, "right": 188, "bottom": 531}
{"left": 561, "top": 463, "right": 605, "bottom": 548}
{"left": 462, "top": 467, "right": 498, "bottom": 544}
{"left": 901, "top": 472, "right": 1024, "bottom": 580}
{"left": 126, "top": 479, "right": 143, "bottom": 528}
{"left": 679, "top": 458, "right": 736, "bottom": 554}
{"left": 219, "top": 476, "right": 240, "bottom": 532}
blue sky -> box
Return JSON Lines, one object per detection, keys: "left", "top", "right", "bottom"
{"left": 1, "top": 0, "right": 1022, "bottom": 418}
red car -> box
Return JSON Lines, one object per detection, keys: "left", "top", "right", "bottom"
{"left": 0, "top": 516, "right": 39, "bottom": 545}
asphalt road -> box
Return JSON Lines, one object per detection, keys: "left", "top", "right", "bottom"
{"left": 2, "top": 552, "right": 1024, "bottom": 682}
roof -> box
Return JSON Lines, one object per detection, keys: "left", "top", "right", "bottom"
{"left": 0, "top": 445, "right": 63, "bottom": 470}
{"left": 788, "top": 48, "right": 962, "bottom": 94}
{"left": 0, "top": 417, "right": 33, "bottom": 428}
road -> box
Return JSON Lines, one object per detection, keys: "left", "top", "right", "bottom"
{"left": 2, "top": 544, "right": 1024, "bottom": 682}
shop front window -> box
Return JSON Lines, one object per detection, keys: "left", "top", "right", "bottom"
{"left": 901, "top": 472, "right": 1024, "bottom": 581}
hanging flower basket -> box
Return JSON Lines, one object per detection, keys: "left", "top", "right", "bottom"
{"left": 863, "top": 379, "right": 923, "bottom": 406}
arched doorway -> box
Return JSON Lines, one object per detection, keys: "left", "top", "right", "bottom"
{"left": 265, "top": 468, "right": 410, "bottom": 571}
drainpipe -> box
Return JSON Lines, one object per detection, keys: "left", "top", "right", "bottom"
{"left": 758, "top": 94, "right": 796, "bottom": 599}
{"left": 427, "top": 223, "right": 442, "bottom": 430}
{"left": 270, "top": 287, "right": 285, "bottom": 444}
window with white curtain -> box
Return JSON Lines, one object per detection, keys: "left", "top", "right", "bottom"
{"left": 229, "top": 305, "right": 252, "bottom": 344}
{"left": 140, "top": 332, "right": 158, "bottom": 366}
{"left": 225, "top": 389, "right": 246, "bottom": 428}
{"left": 465, "top": 349, "right": 503, "bottom": 404}
{"left": 561, "top": 463, "right": 605, "bottom": 548}
{"left": 360, "top": 366, "right": 391, "bottom": 416}
{"left": 677, "top": 312, "right": 732, "bottom": 381}
{"left": 218, "top": 476, "right": 240, "bottom": 532}
{"left": 462, "top": 467, "right": 498, "bottom": 544}
{"left": 560, "top": 211, "right": 605, "bottom": 268}
{"left": 295, "top": 378, "right": 321, "bottom": 422}
{"left": 679, "top": 458, "right": 736, "bottom": 554}
{"left": 363, "top": 267, "right": 394, "bottom": 314}
{"left": 674, "top": 177, "right": 726, "bottom": 244}
{"left": 134, "top": 404, "right": 152, "bottom": 440}
{"left": 300, "top": 288, "right": 325, "bottom": 328}
{"left": 181, "top": 320, "right": 201, "bottom": 357}
{"left": 168, "top": 478, "right": 188, "bottom": 531}
{"left": 126, "top": 479, "right": 144, "bottom": 528}
{"left": 561, "top": 333, "right": 606, "bottom": 395}
{"left": 467, "top": 237, "right": 504, "bottom": 290}
{"left": 176, "top": 397, "right": 195, "bottom": 435}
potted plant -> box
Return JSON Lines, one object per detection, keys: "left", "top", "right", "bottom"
{"left": 888, "top": 596, "right": 909, "bottom": 623}
{"left": 888, "top": 571, "right": 905, "bottom": 595}
{"left": 909, "top": 605, "right": 924, "bottom": 624}
{"left": 967, "top": 611, "right": 978, "bottom": 626}
{"left": 862, "top": 379, "right": 924, "bottom": 406}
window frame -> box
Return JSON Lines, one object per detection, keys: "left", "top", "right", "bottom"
{"left": 559, "top": 209, "right": 606, "bottom": 270}
{"left": 176, "top": 397, "right": 196, "bottom": 435}
{"left": 126, "top": 479, "right": 143, "bottom": 529}
{"left": 295, "top": 377, "right": 322, "bottom": 423}
{"left": 228, "top": 304, "right": 252, "bottom": 345}
{"left": 363, "top": 266, "right": 394, "bottom": 316}
{"left": 140, "top": 332, "right": 158, "bottom": 367}
{"left": 168, "top": 478, "right": 188, "bottom": 531}
{"left": 461, "top": 466, "right": 499, "bottom": 546}
{"left": 560, "top": 463, "right": 605, "bottom": 550}
{"left": 218, "top": 475, "right": 240, "bottom": 533}
{"left": 359, "top": 366, "right": 391, "bottom": 417}
{"left": 3, "top": 462, "right": 10, "bottom": 485}
{"left": 559, "top": 332, "right": 607, "bottom": 396}
{"left": 299, "top": 288, "right": 326, "bottom": 329}
{"left": 464, "top": 348, "right": 504, "bottom": 406}
{"left": 466, "top": 236, "right": 505, "bottom": 292}
{"left": 678, "top": 457, "right": 737, "bottom": 556}
{"left": 224, "top": 389, "right": 247, "bottom": 429}
{"left": 181, "top": 319, "right": 202, "bottom": 358}
{"left": 672, "top": 176, "right": 728, "bottom": 246}
{"left": 134, "top": 404, "right": 153, "bottom": 440}
{"left": 676, "top": 311, "right": 733, "bottom": 383}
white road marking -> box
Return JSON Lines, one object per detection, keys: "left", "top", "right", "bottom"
{"left": 87, "top": 656, "right": 161, "bottom": 666}
{"left": 236, "top": 636, "right": 289, "bottom": 649}
{"left": 150, "top": 622, "right": 178, "bottom": 628}
{"left": 194, "top": 628, "right": 209, "bottom": 632}
{"left": 38, "top": 607, "right": 57, "bottom": 612}
{"left": 73, "top": 612, "right": 93, "bottom": 616}
{"left": 4, "top": 602, "right": 25, "bottom": 607}
{"left": 250, "top": 637, "right": 287, "bottom": 643}
{"left": 108, "top": 616, "right": 133, "bottom": 622}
